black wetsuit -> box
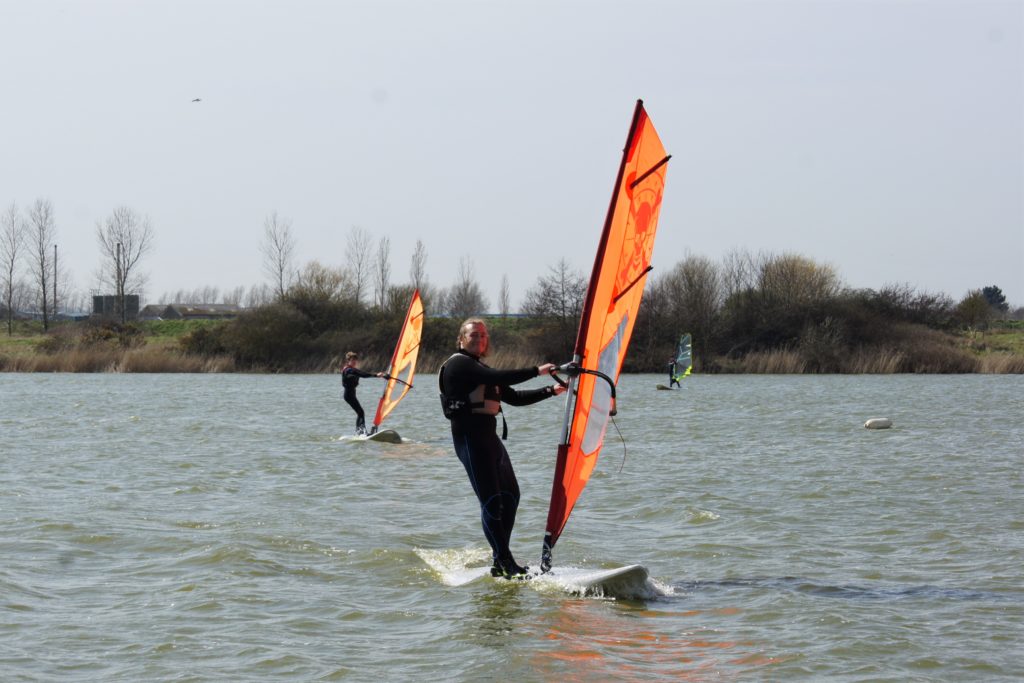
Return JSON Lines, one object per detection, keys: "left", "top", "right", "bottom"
{"left": 668, "top": 361, "right": 680, "bottom": 388}
{"left": 439, "top": 350, "right": 556, "bottom": 569}
{"left": 342, "top": 366, "right": 376, "bottom": 433}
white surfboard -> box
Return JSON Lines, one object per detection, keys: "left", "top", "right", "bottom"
{"left": 363, "top": 429, "right": 403, "bottom": 443}
{"left": 340, "top": 429, "right": 404, "bottom": 444}
{"left": 438, "top": 563, "right": 651, "bottom": 597}
{"left": 416, "top": 550, "right": 654, "bottom": 598}
{"left": 540, "top": 564, "right": 650, "bottom": 596}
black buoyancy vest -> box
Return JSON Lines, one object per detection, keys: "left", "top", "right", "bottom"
{"left": 438, "top": 354, "right": 508, "bottom": 438}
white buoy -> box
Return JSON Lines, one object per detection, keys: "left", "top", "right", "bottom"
{"left": 864, "top": 417, "right": 893, "bottom": 429}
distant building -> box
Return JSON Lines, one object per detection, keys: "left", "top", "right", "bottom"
{"left": 138, "top": 303, "right": 243, "bottom": 321}
{"left": 92, "top": 295, "right": 140, "bottom": 320}
{"left": 137, "top": 304, "right": 168, "bottom": 321}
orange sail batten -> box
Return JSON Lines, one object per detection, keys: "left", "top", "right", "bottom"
{"left": 372, "top": 290, "right": 424, "bottom": 430}
{"left": 542, "top": 101, "right": 670, "bottom": 569}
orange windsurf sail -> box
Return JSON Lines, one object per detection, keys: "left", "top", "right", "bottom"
{"left": 541, "top": 101, "right": 670, "bottom": 571}
{"left": 372, "top": 289, "right": 424, "bottom": 430}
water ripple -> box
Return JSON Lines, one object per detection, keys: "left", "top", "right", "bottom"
{"left": 1, "top": 373, "right": 1021, "bottom": 680}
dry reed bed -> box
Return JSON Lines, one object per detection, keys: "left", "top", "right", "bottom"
{"left": 0, "top": 348, "right": 234, "bottom": 373}
{"left": 1, "top": 342, "right": 1021, "bottom": 374}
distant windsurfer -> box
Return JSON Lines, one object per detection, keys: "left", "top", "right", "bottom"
{"left": 668, "top": 357, "right": 680, "bottom": 388}
{"left": 340, "top": 352, "right": 384, "bottom": 435}
{"left": 438, "top": 319, "right": 566, "bottom": 579}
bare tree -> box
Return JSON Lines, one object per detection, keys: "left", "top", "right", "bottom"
{"left": 406, "top": 238, "right": 438, "bottom": 310}
{"left": 346, "top": 226, "right": 373, "bottom": 306}
{"left": 384, "top": 283, "right": 417, "bottom": 316}
{"left": 374, "top": 236, "right": 391, "bottom": 309}
{"left": 159, "top": 286, "right": 220, "bottom": 305}
{"left": 758, "top": 252, "right": 841, "bottom": 306}
{"left": 222, "top": 285, "right": 246, "bottom": 305}
{"left": 720, "top": 247, "right": 761, "bottom": 301}
{"left": 521, "top": 259, "right": 586, "bottom": 356}
{"left": 498, "top": 274, "right": 510, "bottom": 317}
{"left": 60, "top": 289, "right": 89, "bottom": 317}
{"left": 51, "top": 245, "right": 75, "bottom": 319}
{"left": 27, "top": 199, "right": 57, "bottom": 330}
{"left": 261, "top": 211, "right": 296, "bottom": 300}
{"left": 96, "top": 206, "right": 155, "bottom": 323}
{"left": 197, "top": 286, "right": 220, "bottom": 304}
{"left": 409, "top": 239, "right": 428, "bottom": 291}
{"left": 663, "top": 255, "right": 722, "bottom": 369}
{"left": 1, "top": 202, "right": 26, "bottom": 334}
{"left": 245, "top": 282, "right": 274, "bottom": 308}
{"left": 521, "top": 258, "right": 586, "bottom": 320}
{"left": 445, "top": 255, "right": 489, "bottom": 319}
{"left": 291, "top": 260, "right": 350, "bottom": 303}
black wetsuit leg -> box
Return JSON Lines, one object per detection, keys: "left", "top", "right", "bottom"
{"left": 343, "top": 389, "right": 365, "bottom": 432}
{"left": 451, "top": 429, "right": 520, "bottom": 564}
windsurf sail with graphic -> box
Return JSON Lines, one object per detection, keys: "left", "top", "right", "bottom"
{"left": 541, "top": 100, "right": 670, "bottom": 572}
{"left": 673, "top": 333, "right": 693, "bottom": 383}
{"left": 371, "top": 289, "right": 424, "bottom": 432}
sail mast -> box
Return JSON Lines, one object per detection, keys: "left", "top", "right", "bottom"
{"left": 542, "top": 100, "right": 671, "bottom": 571}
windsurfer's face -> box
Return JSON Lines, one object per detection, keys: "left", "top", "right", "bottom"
{"left": 460, "top": 323, "right": 489, "bottom": 357}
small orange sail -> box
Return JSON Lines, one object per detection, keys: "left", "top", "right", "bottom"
{"left": 372, "top": 290, "right": 424, "bottom": 430}
{"left": 541, "top": 101, "right": 670, "bottom": 571}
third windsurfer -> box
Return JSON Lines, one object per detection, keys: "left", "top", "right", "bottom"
{"left": 438, "top": 318, "right": 565, "bottom": 579}
{"left": 668, "top": 357, "right": 680, "bottom": 388}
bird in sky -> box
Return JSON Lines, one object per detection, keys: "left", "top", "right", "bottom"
{"left": 191, "top": 98, "right": 201, "bottom": 103}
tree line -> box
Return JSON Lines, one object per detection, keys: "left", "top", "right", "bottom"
{"left": 1, "top": 202, "right": 514, "bottom": 336}
{"left": 175, "top": 247, "right": 1020, "bottom": 374}
{"left": 5, "top": 200, "right": 1019, "bottom": 374}
{"left": 1, "top": 199, "right": 154, "bottom": 333}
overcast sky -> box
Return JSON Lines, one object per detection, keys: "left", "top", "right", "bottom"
{"left": 2, "top": 0, "right": 1021, "bottom": 310}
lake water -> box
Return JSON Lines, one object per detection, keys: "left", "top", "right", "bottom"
{"left": 2, "top": 373, "right": 1022, "bottom": 681}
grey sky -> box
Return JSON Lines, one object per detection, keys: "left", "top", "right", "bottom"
{"left": 2, "top": 0, "right": 1021, "bottom": 309}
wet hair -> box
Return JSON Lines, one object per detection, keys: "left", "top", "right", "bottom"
{"left": 457, "top": 318, "right": 486, "bottom": 348}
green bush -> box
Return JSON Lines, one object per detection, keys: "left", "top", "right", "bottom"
{"left": 179, "top": 324, "right": 227, "bottom": 356}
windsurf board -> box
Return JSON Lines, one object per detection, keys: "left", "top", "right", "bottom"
{"left": 338, "top": 429, "right": 404, "bottom": 444}
{"left": 363, "top": 429, "right": 402, "bottom": 443}
{"left": 437, "top": 562, "right": 651, "bottom": 597}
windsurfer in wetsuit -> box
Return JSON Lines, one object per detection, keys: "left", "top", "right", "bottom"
{"left": 439, "top": 318, "right": 566, "bottom": 579}
{"left": 340, "top": 351, "right": 384, "bottom": 435}
{"left": 668, "top": 357, "right": 680, "bottom": 388}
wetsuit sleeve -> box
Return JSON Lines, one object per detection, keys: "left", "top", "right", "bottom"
{"left": 444, "top": 353, "right": 538, "bottom": 394}
{"left": 349, "top": 367, "right": 376, "bottom": 379}
{"left": 500, "top": 384, "right": 555, "bottom": 407}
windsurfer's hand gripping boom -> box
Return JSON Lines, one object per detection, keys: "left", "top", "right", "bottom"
{"left": 381, "top": 373, "right": 413, "bottom": 389}
{"left": 550, "top": 362, "right": 617, "bottom": 416}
